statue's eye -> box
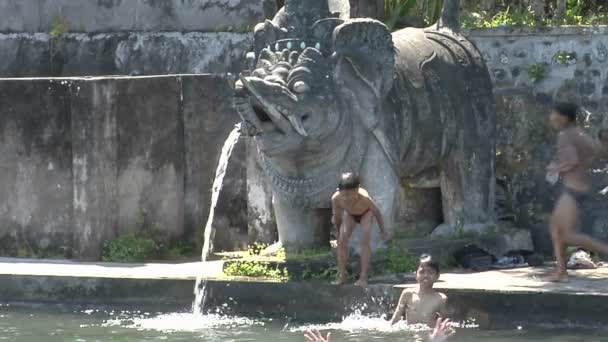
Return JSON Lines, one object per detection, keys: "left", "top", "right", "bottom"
{"left": 293, "top": 81, "right": 310, "bottom": 94}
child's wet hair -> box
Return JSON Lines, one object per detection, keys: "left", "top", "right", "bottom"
{"left": 338, "top": 172, "right": 360, "bottom": 190}
{"left": 418, "top": 254, "right": 440, "bottom": 274}
{"left": 552, "top": 102, "right": 578, "bottom": 123}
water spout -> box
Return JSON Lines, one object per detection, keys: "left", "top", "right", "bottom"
{"left": 193, "top": 123, "right": 243, "bottom": 315}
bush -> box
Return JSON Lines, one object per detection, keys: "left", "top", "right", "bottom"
{"left": 378, "top": 241, "right": 417, "bottom": 274}
{"left": 223, "top": 260, "right": 289, "bottom": 281}
{"left": 102, "top": 233, "right": 159, "bottom": 262}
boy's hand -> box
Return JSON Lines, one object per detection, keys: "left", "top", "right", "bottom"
{"left": 429, "top": 317, "right": 455, "bottom": 342}
{"left": 304, "top": 329, "right": 331, "bottom": 342}
{"left": 381, "top": 231, "right": 391, "bottom": 241}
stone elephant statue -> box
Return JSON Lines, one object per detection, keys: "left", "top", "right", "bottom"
{"left": 234, "top": 0, "right": 496, "bottom": 251}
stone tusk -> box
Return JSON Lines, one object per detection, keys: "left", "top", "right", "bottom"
{"left": 288, "top": 116, "right": 308, "bottom": 136}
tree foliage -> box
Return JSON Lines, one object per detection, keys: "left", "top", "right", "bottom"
{"left": 384, "top": 0, "right": 608, "bottom": 30}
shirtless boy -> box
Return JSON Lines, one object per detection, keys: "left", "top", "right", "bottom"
{"left": 331, "top": 173, "right": 389, "bottom": 286}
{"left": 390, "top": 254, "right": 447, "bottom": 326}
{"left": 546, "top": 102, "right": 608, "bottom": 282}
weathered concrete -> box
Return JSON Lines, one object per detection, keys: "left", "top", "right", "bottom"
{"left": 114, "top": 77, "right": 185, "bottom": 241}
{"left": 0, "top": 0, "right": 275, "bottom": 33}
{"left": 71, "top": 79, "right": 119, "bottom": 259}
{"left": 0, "top": 79, "right": 73, "bottom": 258}
{"left": 181, "top": 75, "right": 245, "bottom": 250}
{"left": 0, "top": 75, "right": 242, "bottom": 259}
{"left": 0, "top": 32, "right": 252, "bottom": 77}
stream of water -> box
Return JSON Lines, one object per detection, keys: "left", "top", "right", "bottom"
{"left": 193, "top": 124, "right": 243, "bottom": 316}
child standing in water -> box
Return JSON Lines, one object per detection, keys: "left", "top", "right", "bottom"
{"left": 331, "top": 173, "right": 389, "bottom": 287}
{"left": 390, "top": 254, "right": 447, "bottom": 326}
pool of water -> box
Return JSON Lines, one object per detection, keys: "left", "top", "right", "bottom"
{"left": 0, "top": 305, "right": 606, "bottom": 342}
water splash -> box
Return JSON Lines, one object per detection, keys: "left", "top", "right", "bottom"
{"left": 193, "top": 124, "right": 243, "bottom": 315}
{"left": 103, "top": 313, "right": 261, "bottom": 333}
{"left": 289, "top": 313, "right": 430, "bottom": 333}
{"left": 289, "top": 312, "right": 479, "bottom": 333}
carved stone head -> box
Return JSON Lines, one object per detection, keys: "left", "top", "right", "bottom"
{"left": 235, "top": 0, "right": 396, "bottom": 207}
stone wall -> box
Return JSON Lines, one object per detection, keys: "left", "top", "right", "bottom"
{"left": 0, "top": 0, "right": 277, "bottom": 77}
{"left": 466, "top": 26, "right": 608, "bottom": 252}
{"left": 3, "top": 24, "right": 608, "bottom": 257}
{"left": 0, "top": 75, "right": 244, "bottom": 260}
{"left": 0, "top": 30, "right": 253, "bottom": 77}
{"left": 0, "top": 0, "right": 275, "bottom": 33}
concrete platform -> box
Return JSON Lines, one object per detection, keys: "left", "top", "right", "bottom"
{"left": 1, "top": 257, "right": 607, "bottom": 325}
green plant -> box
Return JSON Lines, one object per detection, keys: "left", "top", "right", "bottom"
{"left": 165, "top": 241, "right": 195, "bottom": 259}
{"left": 247, "top": 242, "right": 268, "bottom": 256}
{"left": 300, "top": 263, "right": 340, "bottom": 280}
{"left": 223, "top": 260, "right": 289, "bottom": 281}
{"left": 380, "top": 241, "right": 417, "bottom": 274}
{"left": 527, "top": 64, "right": 547, "bottom": 83}
{"left": 384, "top": 0, "right": 443, "bottom": 30}
{"left": 480, "top": 6, "right": 539, "bottom": 27}
{"left": 553, "top": 51, "right": 576, "bottom": 65}
{"left": 385, "top": 0, "right": 417, "bottom": 30}
{"left": 438, "top": 254, "right": 457, "bottom": 270}
{"left": 50, "top": 16, "right": 69, "bottom": 38}
{"left": 286, "top": 247, "right": 330, "bottom": 261}
{"left": 460, "top": 0, "right": 608, "bottom": 28}
{"left": 102, "top": 233, "right": 159, "bottom": 262}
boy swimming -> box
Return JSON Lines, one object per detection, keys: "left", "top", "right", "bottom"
{"left": 390, "top": 254, "right": 447, "bottom": 326}
{"left": 331, "top": 172, "right": 389, "bottom": 287}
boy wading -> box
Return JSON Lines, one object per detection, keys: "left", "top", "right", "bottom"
{"left": 331, "top": 173, "right": 389, "bottom": 287}
{"left": 547, "top": 102, "right": 608, "bottom": 282}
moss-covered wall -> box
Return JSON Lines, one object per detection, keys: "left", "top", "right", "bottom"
{"left": 467, "top": 26, "right": 608, "bottom": 252}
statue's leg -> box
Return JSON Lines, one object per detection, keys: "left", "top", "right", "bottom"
{"left": 272, "top": 195, "right": 331, "bottom": 251}
{"left": 439, "top": 143, "right": 495, "bottom": 229}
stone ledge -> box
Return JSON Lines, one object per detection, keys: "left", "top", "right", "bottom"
{"left": 0, "top": 0, "right": 275, "bottom": 33}
{"left": 464, "top": 25, "right": 608, "bottom": 37}
{"left": 1, "top": 262, "right": 608, "bottom": 326}
{"left": 0, "top": 32, "right": 252, "bottom": 77}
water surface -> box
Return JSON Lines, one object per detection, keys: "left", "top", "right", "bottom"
{"left": 0, "top": 305, "right": 605, "bottom": 342}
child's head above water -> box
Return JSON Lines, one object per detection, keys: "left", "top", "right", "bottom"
{"left": 338, "top": 172, "right": 360, "bottom": 191}
{"left": 416, "top": 254, "right": 440, "bottom": 287}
